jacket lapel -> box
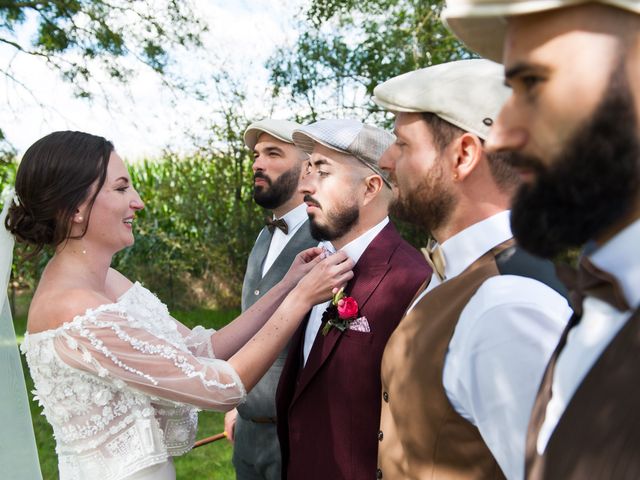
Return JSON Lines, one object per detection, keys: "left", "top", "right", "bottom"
{"left": 290, "top": 223, "right": 401, "bottom": 404}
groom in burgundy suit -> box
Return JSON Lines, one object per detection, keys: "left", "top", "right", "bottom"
{"left": 275, "top": 119, "right": 430, "bottom": 480}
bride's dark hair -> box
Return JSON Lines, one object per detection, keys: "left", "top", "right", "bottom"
{"left": 5, "top": 131, "right": 114, "bottom": 254}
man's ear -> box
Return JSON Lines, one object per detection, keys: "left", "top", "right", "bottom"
{"left": 362, "top": 174, "right": 384, "bottom": 206}
{"left": 451, "top": 133, "right": 484, "bottom": 182}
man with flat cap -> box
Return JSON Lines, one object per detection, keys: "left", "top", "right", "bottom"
{"left": 443, "top": 1, "right": 640, "bottom": 479}
{"left": 275, "top": 119, "right": 429, "bottom": 480}
{"left": 225, "top": 119, "right": 316, "bottom": 480}
{"left": 373, "top": 59, "right": 572, "bottom": 480}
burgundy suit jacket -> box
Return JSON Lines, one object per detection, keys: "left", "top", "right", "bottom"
{"left": 276, "top": 222, "right": 430, "bottom": 480}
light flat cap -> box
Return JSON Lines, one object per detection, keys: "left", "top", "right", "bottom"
{"left": 372, "top": 59, "right": 509, "bottom": 140}
{"left": 292, "top": 119, "right": 395, "bottom": 187}
{"left": 244, "top": 119, "right": 302, "bottom": 150}
{"left": 443, "top": 0, "right": 640, "bottom": 63}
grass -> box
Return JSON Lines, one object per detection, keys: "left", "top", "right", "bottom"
{"left": 13, "top": 298, "right": 239, "bottom": 480}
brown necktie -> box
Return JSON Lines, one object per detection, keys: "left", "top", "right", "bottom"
{"left": 557, "top": 256, "right": 630, "bottom": 316}
{"left": 421, "top": 238, "right": 446, "bottom": 281}
{"left": 265, "top": 217, "right": 288, "bottom": 235}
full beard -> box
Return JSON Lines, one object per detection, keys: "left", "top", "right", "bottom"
{"left": 253, "top": 163, "right": 301, "bottom": 210}
{"left": 389, "top": 163, "right": 456, "bottom": 234}
{"left": 511, "top": 65, "right": 640, "bottom": 258}
{"left": 306, "top": 195, "right": 360, "bottom": 242}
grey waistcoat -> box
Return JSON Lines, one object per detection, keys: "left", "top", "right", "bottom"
{"left": 237, "top": 219, "right": 316, "bottom": 419}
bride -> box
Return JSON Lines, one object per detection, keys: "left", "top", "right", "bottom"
{"left": 5, "top": 130, "right": 354, "bottom": 480}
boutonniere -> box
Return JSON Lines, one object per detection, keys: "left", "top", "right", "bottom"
{"left": 321, "top": 287, "right": 359, "bottom": 336}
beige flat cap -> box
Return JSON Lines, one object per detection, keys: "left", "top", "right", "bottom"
{"left": 443, "top": 0, "right": 640, "bottom": 63}
{"left": 372, "top": 59, "right": 509, "bottom": 140}
{"left": 244, "top": 119, "right": 302, "bottom": 150}
{"left": 292, "top": 119, "right": 395, "bottom": 187}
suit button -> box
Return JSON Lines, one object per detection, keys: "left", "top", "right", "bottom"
{"left": 378, "top": 430, "right": 383, "bottom": 441}
{"left": 254, "top": 289, "right": 260, "bottom": 296}
{"left": 383, "top": 391, "right": 389, "bottom": 402}
{"left": 376, "top": 468, "right": 383, "bottom": 479}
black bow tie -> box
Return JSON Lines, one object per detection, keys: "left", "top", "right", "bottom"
{"left": 265, "top": 217, "right": 288, "bottom": 235}
{"left": 557, "top": 256, "right": 630, "bottom": 316}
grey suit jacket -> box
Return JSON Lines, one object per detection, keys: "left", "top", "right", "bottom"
{"left": 237, "top": 219, "right": 316, "bottom": 420}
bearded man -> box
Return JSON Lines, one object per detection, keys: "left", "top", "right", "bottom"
{"left": 443, "top": 1, "right": 640, "bottom": 478}
{"left": 275, "top": 119, "right": 429, "bottom": 480}
{"left": 373, "top": 59, "right": 571, "bottom": 480}
{"left": 226, "top": 119, "right": 316, "bottom": 480}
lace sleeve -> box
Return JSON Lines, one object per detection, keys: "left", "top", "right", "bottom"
{"left": 54, "top": 309, "right": 246, "bottom": 412}
{"left": 180, "top": 325, "right": 217, "bottom": 359}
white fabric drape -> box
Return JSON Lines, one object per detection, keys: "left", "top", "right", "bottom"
{"left": 0, "top": 186, "right": 43, "bottom": 479}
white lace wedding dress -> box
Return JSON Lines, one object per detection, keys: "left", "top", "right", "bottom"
{"left": 21, "top": 282, "right": 246, "bottom": 480}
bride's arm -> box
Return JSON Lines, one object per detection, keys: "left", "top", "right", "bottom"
{"left": 180, "top": 248, "right": 352, "bottom": 361}
{"left": 54, "top": 312, "right": 246, "bottom": 411}
{"left": 54, "top": 251, "right": 353, "bottom": 405}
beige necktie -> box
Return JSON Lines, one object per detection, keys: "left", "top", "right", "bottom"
{"left": 421, "top": 238, "right": 446, "bottom": 281}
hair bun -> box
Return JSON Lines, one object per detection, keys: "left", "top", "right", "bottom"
{"left": 5, "top": 202, "right": 55, "bottom": 248}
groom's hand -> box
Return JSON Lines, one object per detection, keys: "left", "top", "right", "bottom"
{"left": 224, "top": 408, "right": 237, "bottom": 444}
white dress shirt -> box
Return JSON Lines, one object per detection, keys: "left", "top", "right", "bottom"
{"left": 261, "top": 203, "right": 309, "bottom": 277}
{"left": 302, "top": 217, "right": 389, "bottom": 365}
{"left": 412, "top": 211, "right": 572, "bottom": 480}
{"left": 537, "top": 218, "right": 640, "bottom": 455}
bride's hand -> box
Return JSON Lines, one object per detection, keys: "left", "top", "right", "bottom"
{"left": 292, "top": 251, "right": 354, "bottom": 307}
{"left": 281, "top": 246, "right": 326, "bottom": 288}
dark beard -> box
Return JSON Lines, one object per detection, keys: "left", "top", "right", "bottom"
{"left": 304, "top": 194, "right": 360, "bottom": 241}
{"left": 253, "top": 163, "right": 301, "bottom": 210}
{"left": 511, "top": 66, "right": 640, "bottom": 258}
{"left": 388, "top": 164, "right": 456, "bottom": 234}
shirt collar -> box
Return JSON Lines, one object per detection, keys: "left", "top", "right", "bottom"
{"left": 320, "top": 217, "right": 389, "bottom": 264}
{"left": 274, "top": 203, "right": 308, "bottom": 237}
{"left": 440, "top": 210, "right": 512, "bottom": 279}
{"left": 589, "top": 217, "right": 640, "bottom": 309}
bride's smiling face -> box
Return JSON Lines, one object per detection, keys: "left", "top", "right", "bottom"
{"left": 77, "top": 152, "right": 144, "bottom": 253}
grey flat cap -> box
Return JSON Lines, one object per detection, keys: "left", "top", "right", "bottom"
{"left": 244, "top": 119, "right": 302, "bottom": 150}
{"left": 292, "top": 119, "right": 395, "bottom": 187}
{"left": 442, "top": 0, "right": 640, "bottom": 63}
{"left": 372, "top": 59, "right": 509, "bottom": 140}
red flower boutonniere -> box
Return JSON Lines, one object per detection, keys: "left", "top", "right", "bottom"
{"left": 321, "top": 287, "right": 359, "bottom": 336}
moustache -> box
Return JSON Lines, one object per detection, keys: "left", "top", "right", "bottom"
{"left": 387, "top": 172, "right": 399, "bottom": 188}
{"left": 504, "top": 152, "right": 546, "bottom": 176}
{"left": 303, "top": 194, "right": 321, "bottom": 209}
{"left": 253, "top": 172, "right": 272, "bottom": 185}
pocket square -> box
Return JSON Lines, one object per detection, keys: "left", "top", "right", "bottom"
{"left": 349, "top": 316, "right": 370, "bottom": 333}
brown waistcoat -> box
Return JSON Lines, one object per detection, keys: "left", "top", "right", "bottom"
{"left": 377, "top": 242, "right": 511, "bottom": 480}
{"left": 526, "top": 306, "right": 640, "bottom": 479}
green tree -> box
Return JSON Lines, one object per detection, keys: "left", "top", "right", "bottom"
{"left": 268, "top": 0, "right": 472, "bottom": 246}
{"left": 267, "top": 0, "right": 472, "bottom": 122}
{"left": 0, "top": 0, "right": 205, "bottom": 94}
{"left": 0, "top": 0, "right": 206, "bottom": 151}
